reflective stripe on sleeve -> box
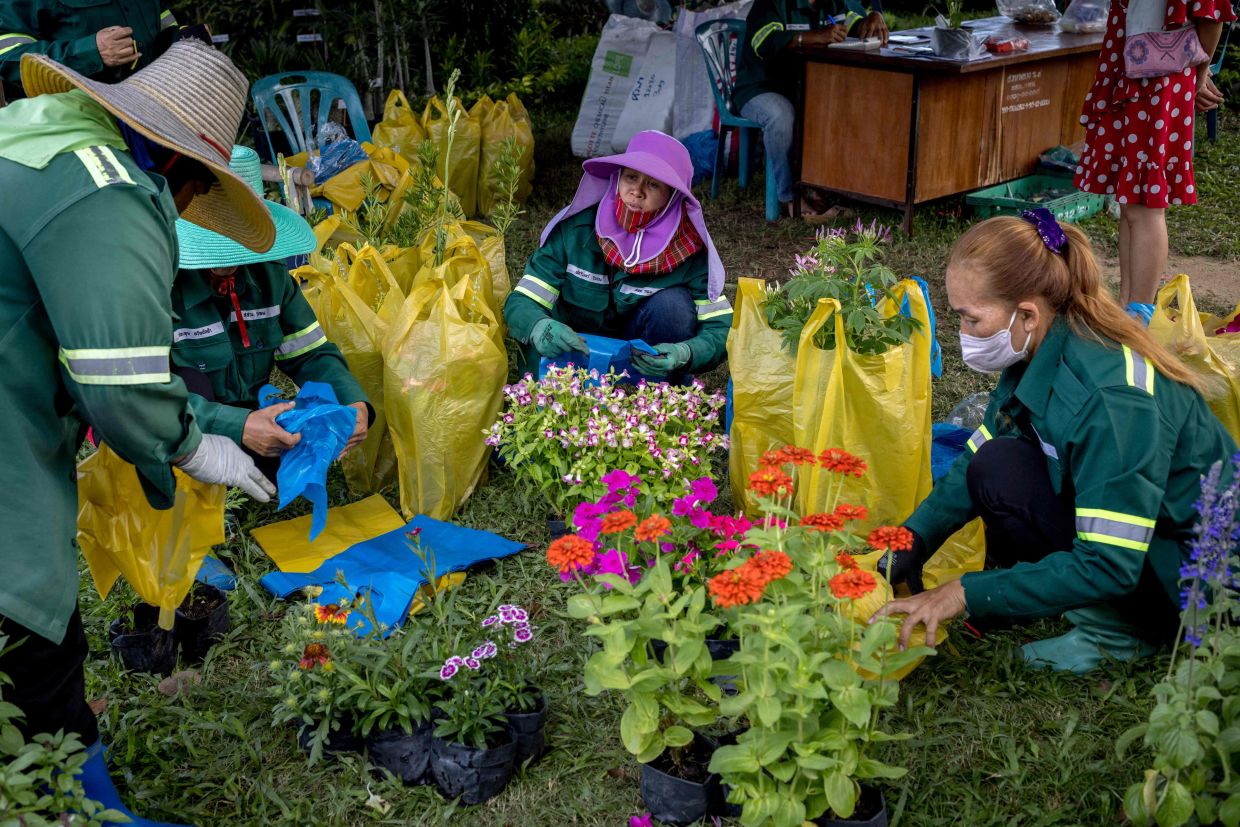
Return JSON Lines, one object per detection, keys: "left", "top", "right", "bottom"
{"left": 750, "top": 21, "right": 784, "bottom": 51}
{"left": 59, "top": 346, "right": 171, "bottom": 385}
{"left": 159, "top": 9, "right": 178, "bottom": 29}
{"left": 1075, "top": 507, "right": 1156, "bottom": 552}
{"left": 695, "top": 297, "right": 733, "bottom": 321}
{"left": 513, "top": 275, "right": 559, "bottom": 310}
{"left": 74, "top": 146, "right": 135, "bottom": 189}
{"left": 275, "top": 321, "right": 327, "bottom": 360}
{"left": 966, "top": 424, "right": 993, "bottom": 453}
{"left": 0, "top": 33, "right": 35, "bottom": 56}
{"left": 1123, "top": 345, "right": 1155, "bottom": 395}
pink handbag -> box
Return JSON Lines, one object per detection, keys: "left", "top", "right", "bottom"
{"left": 1123, "top": 27, "right": 1210, "bottom": 78}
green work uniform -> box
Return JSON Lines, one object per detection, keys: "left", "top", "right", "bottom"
{"left": 733, "top": 0, "right": 871, "bottom": 112}
{"left": 0, "top": 0, "right": 178, "bottom": 95}
{"left": 170, "top": 262, "right": 371, "bottom": 447}
{"left": 503, "top": 206, "right": 733, "bottom": 374}
{"left": 0, "top": 137, "right": 200, "bottom": 644}
{"left": 906, "top": 318, "right": 1237, "bottom": 624}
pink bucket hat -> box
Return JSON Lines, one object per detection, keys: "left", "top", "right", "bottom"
{"left": 539, "top": 130, "right": 725, "bottom": 298}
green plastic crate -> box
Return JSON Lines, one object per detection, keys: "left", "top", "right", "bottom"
{"left": 966, "top": 174, "right": 1108, "bottom": 223}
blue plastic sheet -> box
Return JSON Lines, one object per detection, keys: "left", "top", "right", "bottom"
{"left": 260, "top": 515, "right": 525, "bottom": 635}
{"left": 539, "top": 333, "right": 659, "bottom": 384}
{"left": 195, "top": 555, "right": 236, "bottom": 591}
{"left": 931, "top": 423, "right": 971, "bottom": 481}
{"left": 259, "top": 382, "right": 357, "bottom": 541}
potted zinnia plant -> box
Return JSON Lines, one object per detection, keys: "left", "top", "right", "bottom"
{"left": 485, "top": 365, "right": 728, "bottom": 534}
{"left": 707, "top": 446, "right": 936, "bottom": 827}
{"left": 269, "top": 599, "right": 363, "bottom": 764}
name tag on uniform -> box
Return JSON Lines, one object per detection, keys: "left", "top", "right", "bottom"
{"left": 173, "top": 323, "right": 226, "bottom": 342}
{"left": 566, "top": 264, "right": 608, "bottom": 285}
{"left": 618, "top": 284, "right": 663, "bottom": 297}
{"left": 787, "top": 23, "right": 812, "bottom": 30}
{"left": 237, "top": 304, "right": 281, "bottom": 322}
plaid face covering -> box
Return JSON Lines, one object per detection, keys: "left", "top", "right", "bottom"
{"left": 598, "top": 199, "right": 703, "bottom": 276}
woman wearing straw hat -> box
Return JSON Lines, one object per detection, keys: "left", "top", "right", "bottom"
{"left": 171, "top": 145, "right": 371, "bottom": 473}
{"left": 504, "top": 130, "right": 733, "bottom": 382}
{"left": 0, "top": 42, "right": 277, "bottom": 825}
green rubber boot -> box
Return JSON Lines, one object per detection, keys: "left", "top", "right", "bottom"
{"left": 1021, "top": 605, "right": 1158, "bottom": 674}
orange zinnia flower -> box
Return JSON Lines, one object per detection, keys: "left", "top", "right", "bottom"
{"left": 867, "top": 526, "right": 914, "bottom": 552}
{"left": 835, "top": 552, "right": 860, "bottom": 571}
{"left": 749, "top": 550, "right": 793, "bottom": 584}
{"left": 314, "top": 604, "right": 349, "bottom": 624}
{"left": 801, "top": 512, "right": 845, "bottom": 532}
{"left": 298, "top": 643, "right": 331, "bottom": 669}
{"left": 547, "top": 534, "right": 597, "bottom": 573}
{"left": 600, "top": 510, "right": 637, "bottom": 535}
{"left": 748, "top": 466, "right": 794, "bottom": 498}
{"left": 634, "top": 515, "right": 672, "bottom": 543}
{"left": 819, "top": 449, "right": 868, "bottom": 478}
{"left": 829, "top": 569, "right": 878, "bottom": 600}
{"left": 832, "top": 504, "right": 868, "bottom": 523}
{"left": 760, "top": 448, "right": 791, "bottom": 467}
{"left": 708, "top": 565, "right": 767, "bottom": 608}
{"left": 781, "top": 446, "right": 818, "bottom": 466}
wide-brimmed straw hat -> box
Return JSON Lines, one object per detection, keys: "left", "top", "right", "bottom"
{"left": 176, "top": 146, "right": 314, "bottom": 269}
{"left": 21, "top": 41, "right": 275, "bottom": 253}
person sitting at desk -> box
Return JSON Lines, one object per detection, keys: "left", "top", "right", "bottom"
{"left": 733, "top": 0, "right": 889, "bottom": 219}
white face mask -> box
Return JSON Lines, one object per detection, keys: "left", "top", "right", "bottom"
{"left": 959, "top": 311, "right": 1032, "bottom": 373}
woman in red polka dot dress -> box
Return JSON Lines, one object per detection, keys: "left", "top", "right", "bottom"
{"left": 1074, "top": 0, "right": 1233, "bottom": 310}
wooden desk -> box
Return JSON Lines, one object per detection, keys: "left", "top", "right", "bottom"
{"left": 797, "top": 17, "right": 1103, "bottom": 233}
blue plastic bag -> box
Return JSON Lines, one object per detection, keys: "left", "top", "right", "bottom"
{"left": 931, "top": 423, "right": 971, "bottom": 481}
{"left": 260, "top": 515, "right": 525, "bottom": 635}
{"left": 307, "top": 138, "right": 370, "bottom": 184}
{"left": 258, "top": 382, "right": 357, "bottom": 541}
{"left": 539, "top": 333, "right": 659, "bottom": 384}
{"left": 195, "top": 555, "right": 236, "bottom": 591}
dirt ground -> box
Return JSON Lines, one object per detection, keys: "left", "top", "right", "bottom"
{"left": 1099, "top": 255, "right": 1240, "bottom": 309}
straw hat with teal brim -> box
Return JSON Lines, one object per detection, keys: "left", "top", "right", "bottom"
{"left": 175, "top": 145, "right": 316, "bottom": 270}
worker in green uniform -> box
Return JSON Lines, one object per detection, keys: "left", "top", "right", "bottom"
{"left": 171, "top": 145, "right": 372, "bottom": 471}
{"left": 874, "top": 210, "right": 1236, "bottom": 674}
{"left": 733, "top": 0, "right": 888, "bottom": 218}
{"left": 0, "top": 0, "right": 180, "bottom": 101}
{"left": 504, "top": 130, "right": 732, "bottom": 382}
{"left": 0, "top": 43, "right": 277, "bottom": 825}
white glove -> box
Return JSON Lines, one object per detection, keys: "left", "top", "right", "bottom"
{"left": 176, "top": 434, "right": 277, "bottom": 503}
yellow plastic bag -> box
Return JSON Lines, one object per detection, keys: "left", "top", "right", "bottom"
{"left": 297, "top": 245, "right": 404, "bottom": 494}
{"left": 383, "top": 258, "right": 508, "bottom": 520}
{"left": 1150, "top": 274, "right": 1240, "bottom": 442}
{"left": 312, "top": 143, "right": 411, "bottom": 213}
{"left": 844, "top": 568, "right": 945, "bottom": 680}
{"left": 415, "top": 222, "right": 500, "bottom": 320}
{"left": 423, "top": 96, "right": 481, "bottom": 216}
{"left": 474, "top": 95, "right": 535, "bottom": 216}
{"left": 252, "top": 493, "right": 406, "bottom": 572}
{"left": 458, "top": 220, "right": 511, "bottom": 309}
{"left": 727, "top": 278, "right": 796, "bottom": 515}
{"left": 76, "top": 445, "right": 225, "bottom": 629}
{"left": 793, "top": 283, "right": 934, "bottom": 531}
{"left": 371, "top": 90, "right": 428, "bottom": 164}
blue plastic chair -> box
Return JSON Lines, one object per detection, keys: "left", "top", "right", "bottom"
{"left": 250, "top": 71, "right": 373, "bottom": 161}
{"left": 1206, "top": 23, "right": 1231, "bottom": 142}
{"left": 695, "top": 19, "right": 780, "bottom": 222}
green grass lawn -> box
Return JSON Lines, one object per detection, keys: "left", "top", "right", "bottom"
{"left": 74, "top": 109, "right": 1240, "bottom": 826}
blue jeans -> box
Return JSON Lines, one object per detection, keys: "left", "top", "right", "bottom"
{"left": 740, "top": 92, "right": 796, "bottom": 204}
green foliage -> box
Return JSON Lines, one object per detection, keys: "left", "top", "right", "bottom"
{"left": 489, "top": 137, "right": 528, "bottom": 237}
{"left": 568, "top": 555, "right": 725, "bottom": 766}
{"left": 0, "top": 635, "right": 127, "bottom": 826}
{"left": 336, "top": 621, "right": 436, "bottom": 740}
{"left": 485, "top": 367, "right": 728, "bottom": 517}
{"left": 761, "top": 221, "right": 922, "bottom": 356}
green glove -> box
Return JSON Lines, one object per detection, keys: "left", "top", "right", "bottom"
{"left": 632, "top": 342, "right": 691, "bottom": 377}
{"left": 530, "top": 318, "right": 589, "bottom": 358}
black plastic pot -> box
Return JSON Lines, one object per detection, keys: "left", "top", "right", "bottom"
{"left": 430, "top": 732, "right": 517, "bottom": 805}
{"left": 711, "top": 727, "right": 748, "bottom": 818}
{"left": 366, "top": 722, "right": 433, "bottom": 785}
{"left": 174, "top": 583, "right": 231, "bottom": 663}
{"left": 649, "top": 637, "right": 739, "bottom": 662}
{"left": 816, "top": 786, "right": 888, "bottom": 827}
{"left": 108, "top": 603, "right": 176, "bottom": 675}
{"left": 640, "top": 735, "right": 721, "bottom": 826}
{"left": 547, "top": 517, "right": 570, "bottom": 540}
{"left": 505, "top": 692, "right": 548, "bottom": 764}
{"left": 298, "top": 718, "right": 362, "bottom": 759}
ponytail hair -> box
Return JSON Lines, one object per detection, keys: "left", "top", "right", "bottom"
{"left": 948, "top": 216, "right": 1210, "bottom": 394}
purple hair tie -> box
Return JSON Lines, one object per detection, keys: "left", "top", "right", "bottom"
{"left": 1020, "top": 208, "right": 1067, "bottom": 255}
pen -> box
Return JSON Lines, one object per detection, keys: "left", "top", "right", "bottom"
{"left": 825, "top": 13, "right": 838, "bottom": 25}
